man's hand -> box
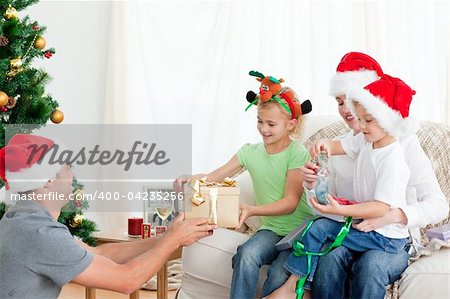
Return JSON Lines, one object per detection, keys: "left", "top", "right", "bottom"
{"left": 300, "top": 161, "right": 319, "bottom": 189}
{"left": 352, "top": 208, "right": 408, "bottom": 232}
{"left": 310, "top": 194, "right": 343, "bottom": 215}
{"left": 167, "top": 212, "right": 217, "bottom": 247}
{"left": 236, "top": 204, "right": 254, "bottom": 229}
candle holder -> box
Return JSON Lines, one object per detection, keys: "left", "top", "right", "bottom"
{"left": 128, "top": 217, "right": 143, "bottom": 237}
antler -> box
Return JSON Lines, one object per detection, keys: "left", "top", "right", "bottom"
{"left": 249, "top": 70, "right": 265, "bottom": 79}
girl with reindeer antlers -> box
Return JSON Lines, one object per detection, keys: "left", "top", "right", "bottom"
{"left": 175, "top": 70, "right": 314, "bottom": 298}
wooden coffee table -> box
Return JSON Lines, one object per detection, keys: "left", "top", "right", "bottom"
{"left": 85, "top": 229, "right": 182, "bottom": 299}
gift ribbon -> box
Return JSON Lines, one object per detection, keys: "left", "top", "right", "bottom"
{"left": 292, "top": 217, "right": 353, "bottom": 299}
{"left": 186, "top": 177, "right": 237, "bottom": 224}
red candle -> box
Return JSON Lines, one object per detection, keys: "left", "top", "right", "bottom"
{"left": 128, "top": 217, "right": 143, "bottom": 236}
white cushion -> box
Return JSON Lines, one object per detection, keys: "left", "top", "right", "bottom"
{"left": 399, "top": 248, "right": 450, "bottom": 299}
{"left": 182, "top": 228, "right": 250, "bottom": 288}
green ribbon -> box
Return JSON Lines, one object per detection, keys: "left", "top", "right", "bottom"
{"left": 292, "top": 217, "right": 353, "bottom": 299}
{"left": 244, "top": 91, "right": 292, "bottom": 115}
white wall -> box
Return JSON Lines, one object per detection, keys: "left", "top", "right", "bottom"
{"left": 26, "top": 1, "right": 111, "bottom": 124}
{"left": 25, "top": 1, "right": 124, "bottom": 230}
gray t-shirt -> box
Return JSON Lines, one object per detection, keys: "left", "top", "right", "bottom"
{"left": 0, "top": 201, "right": 93, "bottom": 298}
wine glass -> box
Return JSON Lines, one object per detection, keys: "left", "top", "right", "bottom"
{"left": 155, "top": 198, "right": 174, "bottom": 227}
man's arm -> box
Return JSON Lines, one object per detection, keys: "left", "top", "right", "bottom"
{"left": 78, "top": 236, "right": 161, "bottom": 264}
{"left": 72, "top": 214, "right": 216, "bottom": 294}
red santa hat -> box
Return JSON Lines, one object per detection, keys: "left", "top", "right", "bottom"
{"left": 346, "top": 74, "right": 418, "bottom": 137}
{"left": 0, "top": 134, "right": 62, "bottom": 193}
{"left": 329, "top": 52, "right": 384, "bottom": 97}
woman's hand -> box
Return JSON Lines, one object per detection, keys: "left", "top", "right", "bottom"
{"left": 352, "top": 208, "right": 407, "bottom": 232}
{"left": 310, "top": 194, "right": 343, "bottom": 215}
{"left": 237, "top": 204, "right": 255, "bottom": 229}
{"left": 300, "top": 161, "right": 319, "bottom": 189}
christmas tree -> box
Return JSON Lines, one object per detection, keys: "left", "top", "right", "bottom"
{"left": 0, "top": 0, "right": 97, "bottom": 245}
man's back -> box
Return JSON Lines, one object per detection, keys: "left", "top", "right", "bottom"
{"left": 0, "top": 201, "right": 92, "bottom": 299}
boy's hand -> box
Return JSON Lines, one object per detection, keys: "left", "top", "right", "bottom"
{"left": 310, "top": 194, "right": 343, "bottom": 215}
{"left": 236, "top": 204, "right": 254, "bottom": 229}
{"left": 300, "top": 161, "right": 319, "bottom": 189}
{"left": 310, "top": 139, "right": 331, "bottom": 159}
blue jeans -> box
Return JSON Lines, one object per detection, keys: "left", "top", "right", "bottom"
{"left": 312, "top": 247, "right": 410, "bottom": 299}
{"left": 230, "top": 229, "right": 291, "bottom": 299}
{"left": 284, "top": 218, "right": 408, "bottom": 289}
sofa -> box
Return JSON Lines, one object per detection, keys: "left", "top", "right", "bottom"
{"left": 177, "top": 116, "right": 450, "bottom": 299}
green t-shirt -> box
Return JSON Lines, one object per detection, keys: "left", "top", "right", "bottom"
{"left": 237, "top": 141, "right": 313, "bottom": 236}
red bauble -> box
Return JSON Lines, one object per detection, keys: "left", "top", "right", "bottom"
{"left": 44, "top": 51, "right": 53, "bottom": 59}
{"left": 1, "top": 107, "right": 8, "bottom": 112}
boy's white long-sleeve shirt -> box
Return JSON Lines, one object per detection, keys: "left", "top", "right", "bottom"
{"left": 306, "top": 132, "right": 448, "bottom": 241}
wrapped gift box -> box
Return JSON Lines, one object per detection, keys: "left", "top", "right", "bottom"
{"left": 184, "top": 179, "right": 240, "bottom": 228}
{"left": 426, "top": 223, "right": 450, "bottom": 241}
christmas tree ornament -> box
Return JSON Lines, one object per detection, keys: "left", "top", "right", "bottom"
{"left": 51, "top": 108, "right": 64, "bottom": 123}
{"left": 3, "top": 5, "right": 18, "bottom": 20}
{"left": 32, "top": 23, "right": 40, "bottom": 30}
{"left": 1, "top": 107, "right": 7, "bottom": 112}
{"left": 10, "top": 57, "right": 23, "bottom": 69}
{"left": 0, "top": 91, "right": 9, "bottom": 107}
{"left": 5, "top": 97, "right": 16, "bottom": 109}
{"left": 7, "top": 57, "right": 24, "bottom": 77}
{"left": 0, "top": 35, "right": 9, "bottom": 46}
{"left": 69, "top": 214, "right": 85, "bottom": 228}
{"left": 34, "top": 36, "right": 46, "bottom": 50}
{"left": 44, "top": 51, "right": 53, "bottom": 59}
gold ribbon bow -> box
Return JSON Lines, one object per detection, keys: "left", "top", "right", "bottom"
{"left": 186, "top": 177, "right": 237, "bottom": 225}
{"left": 187, "top": 176, "right": 237, "bottom": 206}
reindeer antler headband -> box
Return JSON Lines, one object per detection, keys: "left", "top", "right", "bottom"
{"left": 245, "top": 70, "right": 312, "bottom": 119}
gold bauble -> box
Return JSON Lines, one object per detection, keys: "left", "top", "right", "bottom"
{"left": 69, "top": 214, "right": 85, "bottom": 228}
{"left": 51, "top": 109, "right": 64, "bottom": 124}
{"left": 34, "top": 36, "right": 46, "bottom": 50}
{"left": 4, "top": 5, "right": 18, "bottom": 20}
{"left": 5, "top": 97, "right": 17, "bottom": 109}
{"left": 10, "top": 57, "right": 22, "bottom": 69}
{"left": 0, "top": 91, "right": 9, "bottom": 107}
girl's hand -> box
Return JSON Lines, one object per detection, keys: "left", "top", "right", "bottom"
{"left": 300, "top": 161, "right": 319, "bottom": 189}
{"left": 310, "top": 139, "right": 331, "bottom": 159}
{"left": 237, "top": 204, "right": 254, "bottom": 229}
{"left": 310, "top": 194, "right": 343, "bottom": 215}
{"left": 173, "top": 175, "right": 191, "bottom": 194}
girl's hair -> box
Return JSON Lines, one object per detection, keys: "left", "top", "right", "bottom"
{"left": 257, "top": 86, "right": 306, "bottom": 140}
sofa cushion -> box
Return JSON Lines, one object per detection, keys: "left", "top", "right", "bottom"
{"left": 182, "top": 228, "right": 250, "bottom": 288}
{"left": 399, "top": 248, "right": 450, "bottom": 299}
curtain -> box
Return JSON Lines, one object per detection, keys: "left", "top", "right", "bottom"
{"left": 104, "top": 0, "right": 450, "bottom": 173}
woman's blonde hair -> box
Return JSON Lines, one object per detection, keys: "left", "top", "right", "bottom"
{"left": 257, "top": 86, "right": 306, "bottom": 140}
